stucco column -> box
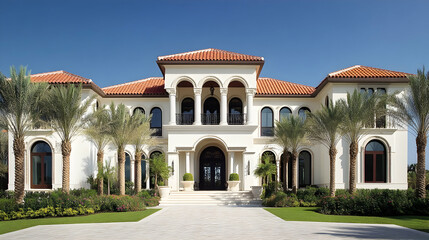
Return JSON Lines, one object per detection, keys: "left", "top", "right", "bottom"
{"left": 276, "top": 160, "right": 280, "bottom": 183}
{"left": 229, "top": 152, "right": 235, "bottom": 174}
{"left": 186, "top": 152, "right": 190, "bottom": 173}
{"left": 220, "top": 88, "right": 228, "bottom": 125}
{"left": 194, "top": 88, "right": 202, "bottom": 125}
{"left": 246, "top": 89, "right": 256, "bottom": 125}
{"left": 242, "top": 154, "right": 246, "bottom": 191}
{"left": 167, "top": 89, "right": 176, "bottom": 125}
{"left": 131, "top": 160, "right": 135, "bottom": 183}
{"left": 146, "top": 160, "right": 150, "bottom": 189}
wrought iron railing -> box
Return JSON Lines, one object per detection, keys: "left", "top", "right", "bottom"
{"left": 176, "top": 113, "right": 194, "bottom": 125}
{"left": 202, "top": 113, "right": 220, "bottom": 125}
{"left": 227, "top": 113, "right": 245, "bottom": 125}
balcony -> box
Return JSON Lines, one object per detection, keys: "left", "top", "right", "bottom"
{"left": 227, "top": 113, "right": 245, "bottom": 125}
{"left": 202, "top": 113, "right": 220, "bottom": 125}
{"left": 176, "top": 113, "right": 194, "bottom": 125}
{"left": 175, "top": 113, "right": 246, "bottom": 125}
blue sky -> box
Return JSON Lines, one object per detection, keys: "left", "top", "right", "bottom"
{"left": 1, "top": 0, "right": 428, "bottom": 167}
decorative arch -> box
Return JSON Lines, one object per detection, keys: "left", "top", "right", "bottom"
{"left": 198, "top": 76, "right": 223, "bottom": 88}
{"left": 225, "top": 76, "right": 249, "bottom": 88}
{"left": 193, "top": 135, "right": 229, "bottom": 152}
{"left": 363, "top": 139, "right": 388, "bottom": 183}
{"left": 172, "top": 76, "right": 197, "bottom": 89}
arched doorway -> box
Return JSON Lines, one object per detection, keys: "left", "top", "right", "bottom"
{"left": 203, "top": 97, "right": 220, "bottom": 125}
{"left": 199, "top": 146, "right": 226, "bottom": 190}
{"left": 365, "top": 140, "right": 387, "bottom": 183}
{"left": 299, "top": 151, "right": 312, "bottom": 187}
{"left": 31, "top": 141, "right": 52, "bottom": 189}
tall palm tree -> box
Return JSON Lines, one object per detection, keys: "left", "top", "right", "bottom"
{"left": 307, "top": 100, "right": 343, "bottom": 197}
{"left": 389, "top": 68, "right": 429, "bottom": 198}
{"left": 130, "top": 111, "right": 153, "bottom": 193}
{"left": 254, "top": 153, "right": 277, "bottom": 185}
{"left": 0, "top": 67, "right": 48, "bottom": 203}
{"left": 44, "top": 84, "right": 93, "bottom": 193}
{"left": 275, "top": 115, "right": 307, "bottom": 193}
{"left": 338, "top": 89, "right": 383, "bottom": 194}
{"left": 107, "top": 103, "right": 136, "bottom": 195}
{"left": 274, "top": 118, "right": 290, "bottom": 189}
{"left": 83, "top": 107, "right": 110, "bottom": 195}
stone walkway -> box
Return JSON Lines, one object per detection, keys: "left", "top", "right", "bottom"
{"left": 2, "top": 206, "right": 428, "bottom": 240}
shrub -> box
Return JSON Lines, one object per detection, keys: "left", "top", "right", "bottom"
{"left": 263, "top": 192, "right": 300, "bottom": 207}
{"left": 229, "top": 173, "right": 239, "bottom": 181}
{"left": 183, "top": 173, "right": 194, "bottom": 181}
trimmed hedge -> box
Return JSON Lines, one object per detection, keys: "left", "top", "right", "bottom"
{"left": 183, "top": 173, "right": 194, "bottom": 181}
{"left": 229, "top": 173, "right": 239, "bottom": 181}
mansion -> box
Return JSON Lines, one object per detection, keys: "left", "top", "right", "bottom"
{"left": 7, "top": 48, "right": 409, "bottom": 192}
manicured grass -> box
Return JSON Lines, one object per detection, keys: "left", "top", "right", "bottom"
{"left": 0, "top": 209, "right": 159, "bottom": 235}
{"left": 265, "top": 207, "right": 429, "bottom": 233}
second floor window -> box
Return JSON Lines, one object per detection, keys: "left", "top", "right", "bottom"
{"left": 298, "top": 107, "right": 311, "bottom": 121}
{"left": 150, "top": 107, "right": 162, "bottom": 136}
{"left": 261, "top": 107, "right": 274, "bottom": 136}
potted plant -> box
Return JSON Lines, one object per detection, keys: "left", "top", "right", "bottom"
{"left": 150, "top": 153, "right": 172, "bottom": 199}
{"left": 227, "top": 173, "right": 240, "bottom": 191}
{"left": 181, "top": 173, "right": 194, "bottom": 191}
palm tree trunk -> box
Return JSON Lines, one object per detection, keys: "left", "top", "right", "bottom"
{"left": 291, "top": 150, "right": 298, "bottom": 194}
{"left": 329, "top": 146, "right": 337, "bottom": 197}
{"left": 134, "top": 152, "right": 142, "bottom": 193}
{"left": 61, "top": 140, "right": 72, "bottom": 194}
{"left": 107, "top": 178, "right": 110, "bottom": 195}
{"left": 155, "top": 174, "right": 158, "bottom": 189}
{"left": 416, "top": 133, "right": 427, "bottom": 198}
{"left": 97, "top": 151, "right": 104, "bottom": 196}
{"left": 349, "top": 141, "right": 358, "bottom": 194}
{"left": 118, "top": 147, "right": 125, "bottom": 195}
{"left": 13, "top": 135, "right": 25, "bottom": 204}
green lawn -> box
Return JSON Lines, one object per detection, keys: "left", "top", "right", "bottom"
{"left": 265, "top": 207, "right": 429, "bottom": 233}
{"left": 0, "top": 209, "right": 159, "bottom": 235}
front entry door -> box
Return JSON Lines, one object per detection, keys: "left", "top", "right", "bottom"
{"left": 199, "top": 147, "right": 226, "bottom": 190}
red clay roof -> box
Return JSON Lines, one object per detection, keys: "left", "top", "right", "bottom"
{"left": 328, "top": 65, "right": 409, "bottom": 78}
{"left": 30, "top": 70, "right": 92, "bottom": 84}
{"left": 102, "top": 77, "right": 167, "bottom": 96}
{"left": 157, "top": 48, "right": 264, "bottom": 62}
{"left": 256, "top": 78, "right": 315, "bottom": 96}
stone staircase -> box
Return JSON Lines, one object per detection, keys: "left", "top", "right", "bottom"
{"left": 159, "top": 191, "right": 262, "bottom": 207}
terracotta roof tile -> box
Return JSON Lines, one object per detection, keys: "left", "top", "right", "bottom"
{"left": 328, "top": 65, "right": 409, "bottom": 78}
{"left": 157, "top": 48, "right": 264, "bottom": 62}
{"left": 102, "top": 77, "right": 167, "bottom": 96}
{"left": 30, "top": 70, "right": 91, "bottom": 84}
{"left": 256, "top": 78, "right": 315, "bottom": 96}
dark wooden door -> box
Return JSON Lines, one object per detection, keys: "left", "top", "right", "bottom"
{"left": 199, "top": 147, "right": 226, "bottom": 190}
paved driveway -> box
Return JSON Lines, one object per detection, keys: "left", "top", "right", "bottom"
{"left": 2, "top": 206, "right": 428, "bottom": 240}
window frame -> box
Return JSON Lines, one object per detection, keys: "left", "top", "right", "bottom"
{"left": 150, "top": 107, "right": 162, "bottom": 136}
{"left": 364, "top": 140, "right": 387, "bottom": 183}
{"left": 30, "top": 141, "right": 53, "bottom": 189}
{"left": 261, "top": 107, "right": 274, "bottom": 136}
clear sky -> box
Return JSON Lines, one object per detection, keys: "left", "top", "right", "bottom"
{"left": 1, "top": 0, "right": 428, "bottom": 168}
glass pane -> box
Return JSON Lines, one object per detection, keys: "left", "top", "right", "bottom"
{"left": 376, "top": 154, "right": 386, "bottom": 182}
{"left": 141, "top": 160, "right": 146, "bottom": 185}
{"left": 261, "top": 108, "right": 273, "bottom": 127}
{"left": 44, "top": 156, "right": 52, "bottom": 185}
{"left": 365, "top": 141, "right": 385, "bottom": 151}
{"left": 32, "top": 142, "right": 52, "bottom": 153}
{"left": 229, "top": 98, "right": 242, "bottom": 114}
{"left": 181, "top": 98, "right": 194, "bottom": 114}
{"left": 299, "top": 151, "right": 311, "bottom": 187}
{"left": 365, "top": 154, "right": 374, "bottom": 182}
{"left": 32, "top": 155, "right": 42, "bottom": 185}
{"left": 204, "top": 166, "right": 211, "bottom": 182}
{"left": 298, "top": 107, "right": 310, "bottom": 120}
{"left": 125, "top": 153, "right": 131, "bottom": 181}
{"left": 280, "top": 107, "right": 291, "bottom": 121}
{"left": 150, "top": 108, "right": 162, "bottom": 128}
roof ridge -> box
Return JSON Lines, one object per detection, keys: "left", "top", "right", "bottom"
{"left": 31, "top": 70, "right": 91, "bottom": 82}
{"left": 328, "top": 65, "right": 361, "bottom": 77}
{"left": 258, "top": 77, "right": 315, "bottom": 89}
{"left": 157, "top": 48, "right": 264, "bottom": 61}
{"left": 102, "top": 77, "right": 163, "bottom": 90}
{"left": 356, "top": 65, "right": 410, "bottom": 75}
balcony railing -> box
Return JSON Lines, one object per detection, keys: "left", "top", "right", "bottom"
{"left": 202, "top": 113, "right": 220, "bottom": 125}
{"left": 176, "top": 113, "right": 194, "bottom": 125}
{"left": 227, "top": 113, "right": 245, "bottom": 125}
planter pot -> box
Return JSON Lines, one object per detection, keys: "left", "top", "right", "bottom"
{"left": 251, "top": 186, "right": 263, "bottom": 199}
{"left": 227, "top": 181, "right": 240, "bottom": 192}
{"left": 158, "top": 186, "right": 170, "bottom": 199}
{"left": 181, "top": 181, "right": 194, "bottom": 191}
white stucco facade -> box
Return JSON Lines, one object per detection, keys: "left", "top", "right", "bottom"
{"left": 7, "top": 50, "right": 409, "bottom": 192}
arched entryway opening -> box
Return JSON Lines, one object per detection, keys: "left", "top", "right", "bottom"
{"left": 364, "top": 140, "right": 387, "bottom": 183}
{"left": 199, "top": 146, "right": 226, "bottom": 190}
{"left": 31, "top": 141, "right": 52, "bottom": 189}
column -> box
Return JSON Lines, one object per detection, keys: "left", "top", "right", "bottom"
{"left": 194, "top": 88, "right": 202, "bottom": 125}
{"left": 167, "top": 89, "right": 176, "bottom": 125}
{"left": 276, "top": 159, "right": 280, "bottom": 183}
{"left": 220, "top": 88, "right": 228, "bottom": 125}
{"left": 186, "top": 152, "right": 190, "bottom": 173}
{"left": 146, "top": 160, "right": 150, "bottom": 189}
{"left": 242, "top": 154, "right": 246, "bottom": 191}
{"left": 131, "top": 160, "right": 135, "bottom": 183}
{"left": 229, "top": 152, "right": 235, "bottom": 174}
{"left": 246, "top": 89, "right": 256, "bottom": 125}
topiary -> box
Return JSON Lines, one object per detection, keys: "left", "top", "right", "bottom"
{"left": 183, "top": 173, "right": 194, "bottom": 181}
{"left": 229, "top": 173, "right": 239, "bottom": 181}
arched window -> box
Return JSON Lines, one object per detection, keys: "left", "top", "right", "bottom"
{"left": 228, "top": 98, "right": 243, "bottom": 125}
{"left": 31, "top": 141, "right": 52, "bottom": 189}
{"left": 365, "top": 140, "right": 387, "bottom": 183}
{"left": 150, "top": 107, "right": 162, "bottom": 136}
{"left": 180, "top": 98, "right": 194, "bottom": 125}
{"left": 133, "top": 107, "right": 145, "bottom": 116}
{"left": 279, "top": 107, "right": 292, "bottom": 121}
{"left": 141, "top": 154, "right": 147, "bottom": 186}
{"left": 125, "top": 152, "right": 131, "bottom": 182}
{"left": 203, "top": 97, "right": 220, "bottom": 125}
{"left": 150, "top": 151, "right": 162, "bottom": 160}
{"left": 261, "top": 107, "right": 274, "bottom": 136}
{"left": 325, "top": 96, "right": 329, "bottom": 108}
{"left": 299, "top": 151, "right": 311, "bottom": 187}
{"left": 298, "top": 107, "right": 311, "bottom": 120}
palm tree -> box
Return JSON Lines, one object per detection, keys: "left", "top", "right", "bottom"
{"left": 389, "top": 68, "right": 429, "bottom": 198}
{"left": 44, "top": 84, "right": 93, "bottom": 193}
{"left": 130, "top": 111, "right": 153, "bottom": 193}
{"left": 0, "top": 66, "right": 48, "bottom": 203}
{"left": 254, "top": 153, "right": 277, "bottom": 185}
{"left": 149, "top": 153, "right": 171, "bottom": 189}
{"left": 274, "top": 118, "right": 290, "bottom": 189}
{"left": 83, "top": 107, "right": 110, "bottom": 195}
{"left": 102, "top": 159, "right": 116, "bottom": 195}
{"left": 307, "top": 100, "right": 343, "bottom": 197}
{"left": 107, "top": 103, "right": 136, "bottom": 195}
{"left": 276, "top": 115, "right": 307, "bottom": 193}
{"left": 338, "top": 89, "right": 383, "bottom": 194}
